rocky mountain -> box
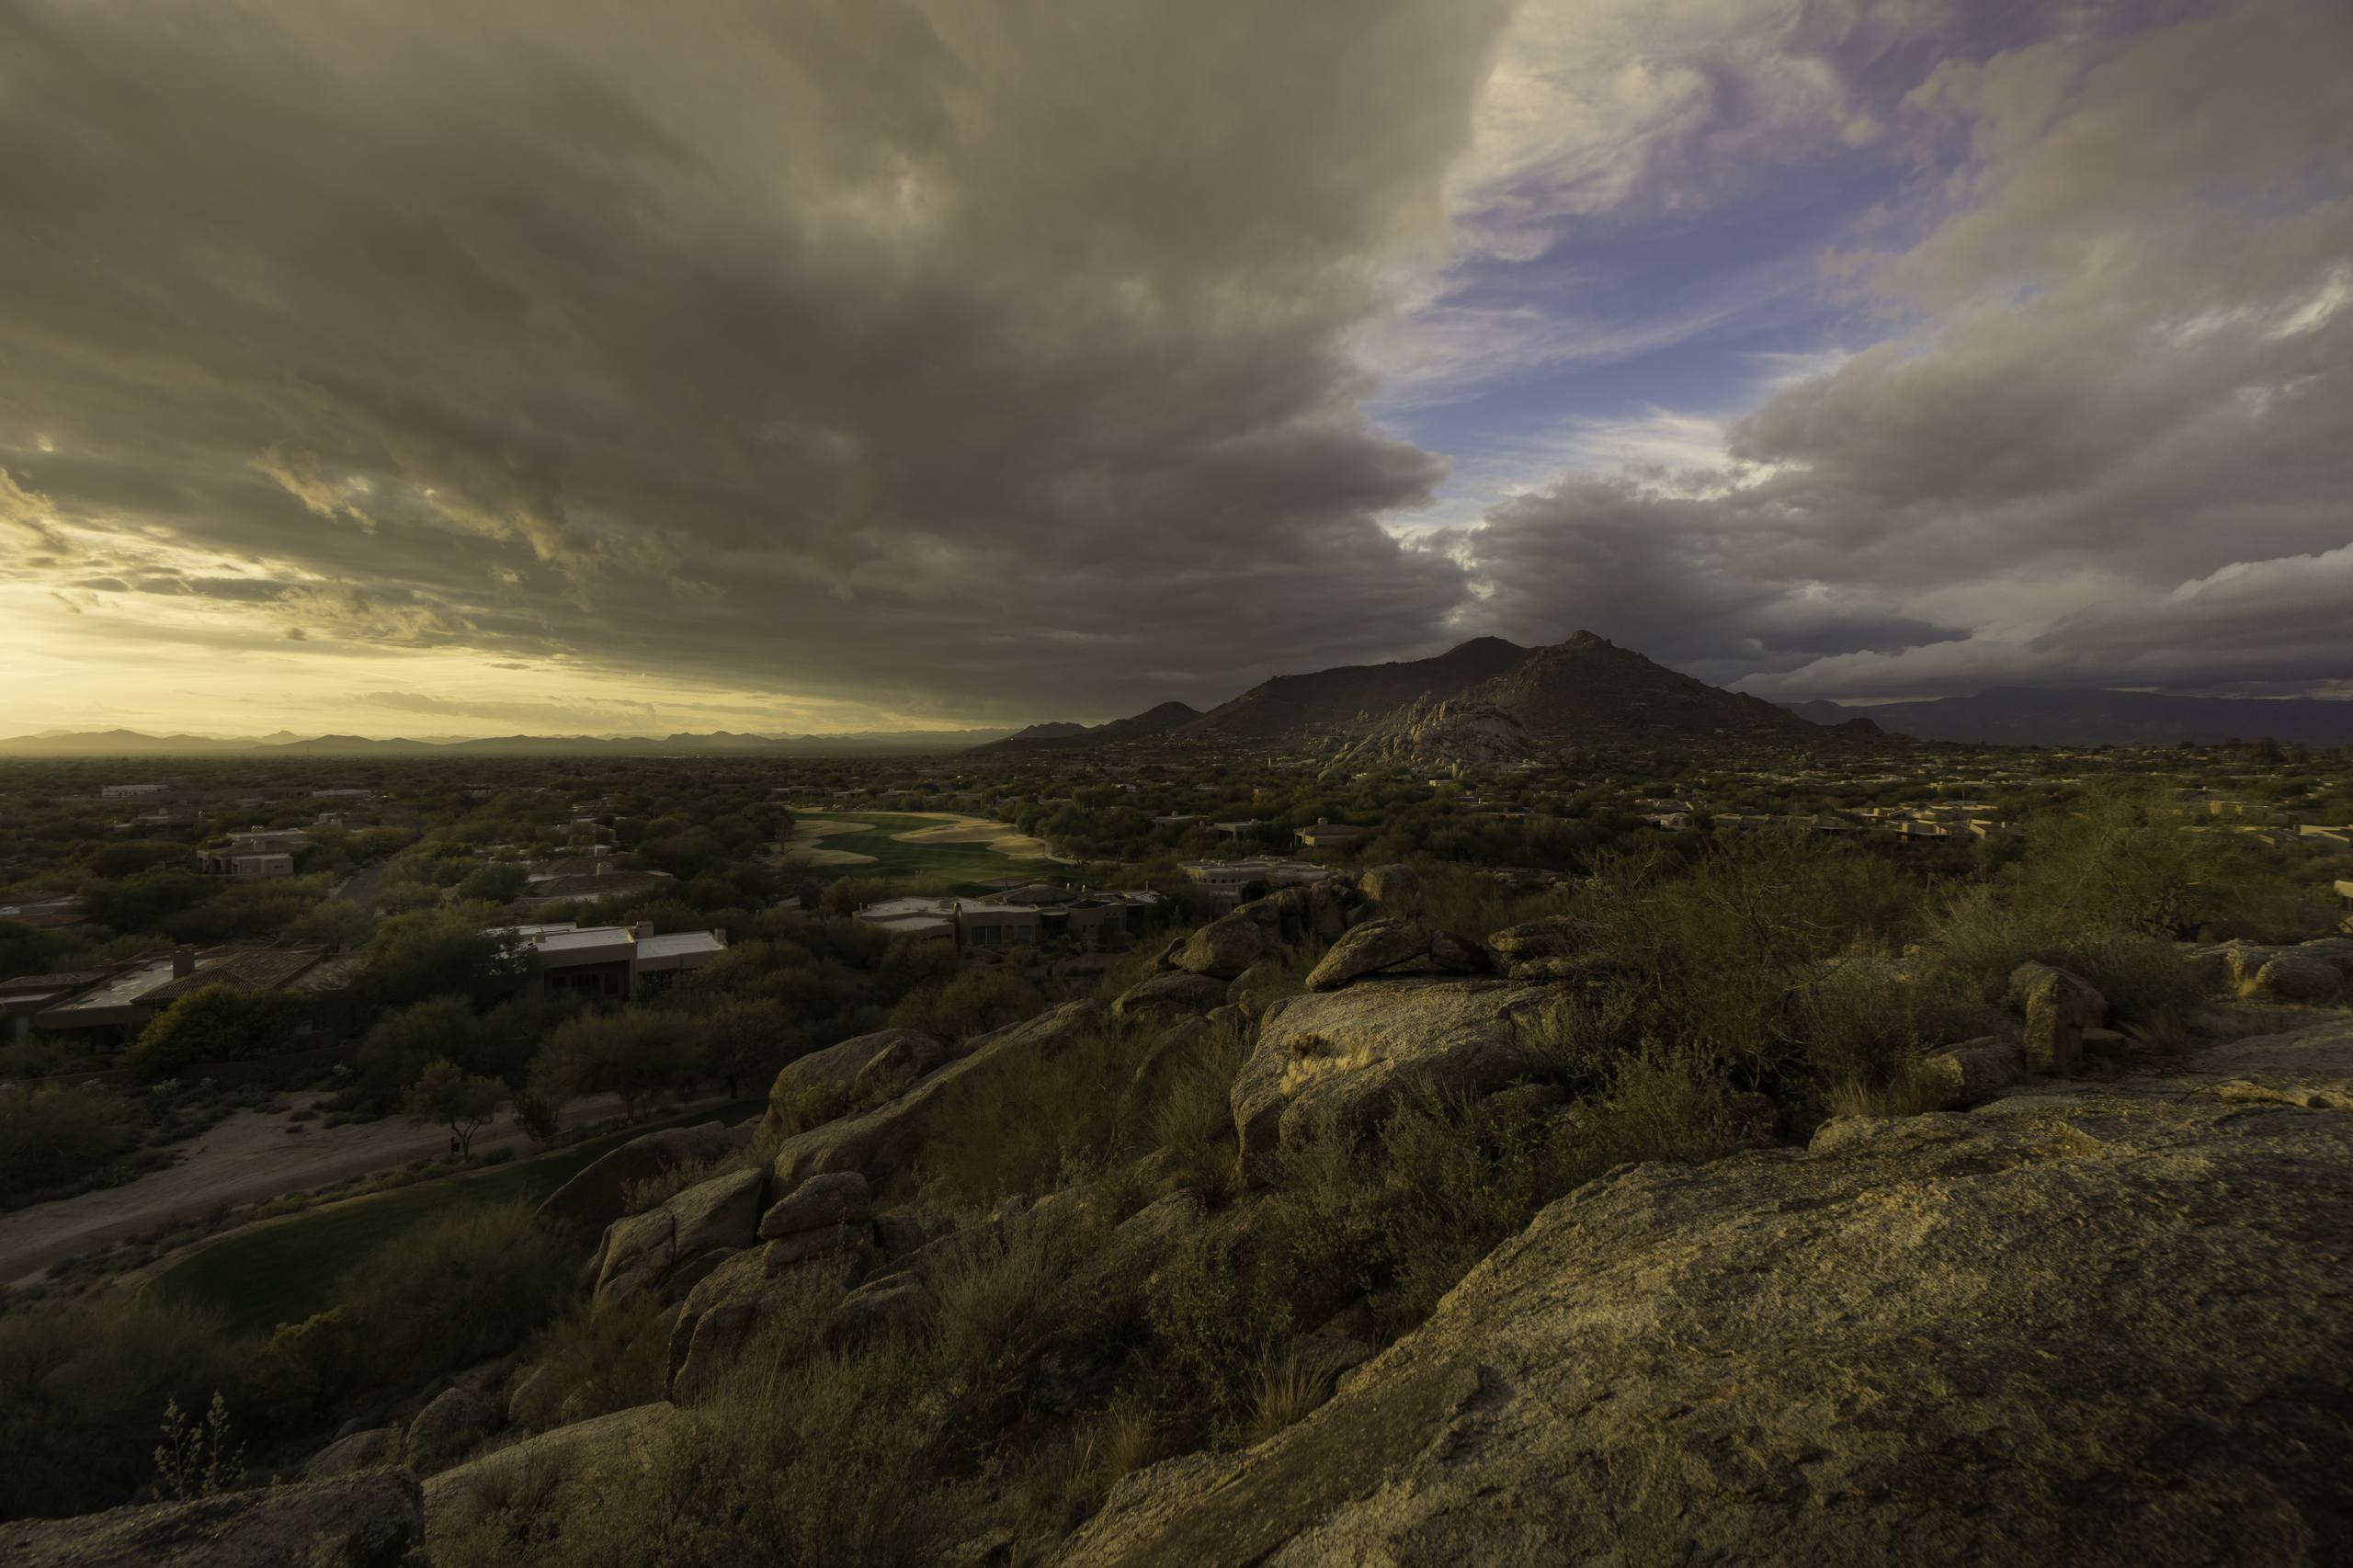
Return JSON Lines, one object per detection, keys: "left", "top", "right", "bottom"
{"left": 1321, "top": 694, "right": 1555, "bottom": 776}
{"left": 1177, "top": 636, "right": 1535, "bottom": 744}
{"left": 971, "top": 700, "right": 1202, "bottom": 755}
{"left": 1785, "top": 687, "right": 2353, "bottom": 746}
{"left": 1318, "top": 631, "right": 1832, "bottom": 771}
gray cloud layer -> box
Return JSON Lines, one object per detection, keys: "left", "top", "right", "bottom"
{"left": 2, "top": 0, "right": 2347, "bottom": 715}
{"left": 0, "top": 0, "right": 1510, "bottom": 717}
{"left": 1458, "top": 0, "right": 2353, "bottom": 699}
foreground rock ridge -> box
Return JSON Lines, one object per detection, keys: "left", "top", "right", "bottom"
{"left": 1062, "top": 1019, "right": 2353, "bottom": 1566}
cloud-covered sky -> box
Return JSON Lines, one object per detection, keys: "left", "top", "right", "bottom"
{"left": 2, "top": 0, "right": 2347, "bottom": 734}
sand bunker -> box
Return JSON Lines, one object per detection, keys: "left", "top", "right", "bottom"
{"left": 882, "top": 811, "right": 1060, "bottom": 859}
{"left": 777, "top": 818, "right": 880, "bottom": 866}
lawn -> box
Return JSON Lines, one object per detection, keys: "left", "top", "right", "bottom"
{"left": 800, "top": 812, "right": 1050, "bottom": 891}
{"left": 145, "top": 1101, "right": 756, "bottom": 1336}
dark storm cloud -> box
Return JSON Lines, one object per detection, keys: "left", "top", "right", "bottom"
{"left": 0, "top": 0, "right": 1511, "bottom": 718}
{"left": 1458, "top": 0, "right": 2353, "bottom": 700}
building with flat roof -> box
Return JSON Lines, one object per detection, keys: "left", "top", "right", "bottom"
{"left": 24, "top": 944, "right": 334, "bottom": 1046}
{"left": 1177, "top": 858, "right": 1336, "bottom": 904}
{"left": 853, "top": 885, "right": 1161, "bottom": 951}
{"left": 490, "top": 921, "right": 728, "bottom": 1000}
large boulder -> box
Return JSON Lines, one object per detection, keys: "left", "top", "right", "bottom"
{"left": 1067, "top": 1019, "right": 2353, "bottom": 1567}
{"left": 301, "top": 1425, "right": 400, "bottom": 1481}
{"left": 1308, "top": 877, "right": 1358, "bottom": 940}
{"left": 759, "top": 1028, "right": 949, "bottom": 1142}
{"left": 1233, "top": 980, "right": 1554, "bottom": 1176}
{"left": 534, "top": 1120, "right": 741, "bottom": 1237}
{"left": 590, "top": 1163, "right": 767, "bottom": 1307}
{"left": 771, "top": 1001, "right": 1104, "bottom": 1189}
{"left": 2250, "top": 953, "right": 2341, "bottom": 1004}
{"left": 1484, "top": 915, "right": 1578, "bottom": 962}
{"left": 2009, "top": 961, "right": 2107, "bottom": 1074}
{"left": 1911, "top": 1037, "right": 2022, "bottom": 1108}
{"left": 1303, "top": 919, "right": 1429, "bottom": 991}
{"left": 1176, "top": 915, "right": 1275, "bottom": 980}
{"left": 758, "top": 1170, "right": 872, "bottom": 1239}
{"left": 0, "top": 1471, "right": 425, "bottom": 1568}
{"left": 1111, "top": 971, "right": 1232, "bottom": 1026}
{"left": 1358, "top": 864, "right": 1422, "bottom": 915}
{"left": 1427, "top": 930, "right": 1498, "bottom": 975}
{"left": 404, "top": 1385, "right": 499, "bottom": 1472}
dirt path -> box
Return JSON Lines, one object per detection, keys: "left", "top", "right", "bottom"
{"left": 0, "top": 1089, "right": 632, "bottom": 1287}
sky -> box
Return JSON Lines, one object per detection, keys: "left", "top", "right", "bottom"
{"left": 1, "top": 0, "right": 2347, "bottom": 737}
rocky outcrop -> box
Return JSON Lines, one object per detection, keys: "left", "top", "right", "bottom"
{"left": 590, "top": 1163, "right": 767, "bottom": 1308}
{"left": 301, "top": 1425, "right": 400, "bottom": 1481}
{"left": 758, "top": 1169, "right": 871, "bottom": 1240}
{"left": 1068, "top": 1019, "right": 2353, "bottom": 1566}
{"left": 1234, "top": 979, "right": 1553, "bottom": 1176}
{"left": 1175, "top": 915, "right": 1275, "bottom": 980}
{"left": 1427, "top": 930, "right": 1498, "bottom": 975}
{"left": 405, "top": 1385, "right": 499, "bottom": 1472}
{"left": 1110, "top": 971, "right": 1230, "bottom": 1024}
{"left": 1169, "top": 882, "right": 1375, "bottom": 985}
{"left": 1484, "top": 915, "right": 1578, "bottom": 963}
{"left": 666, "top": 1237, "right": 872, "bottom": 1402}
{"left": 2252, "top": 954, "right": 2342, "bottom": 1003}
{"left": 424, "top": 1404, "right": 672, "bottom": 1552}
{"left": 535, "top": 1120, "right": 742, "bottom": 1236}
{"left": 1302, "top": 918, "right": 1429, "bottom": 991}
{"left": 0, "top": 1471, "right": 426, "bottom": 1567}
{"left": 771, "top": 1002, "right": 1104, "bottom": 1189}
{"left": 759, "top": 1028, "right": 949, "bottom": 1142}
{"left": 2008, "top": 960, "right": 2106, "bottom": 1073}
{"left": 1357, "top": 864, "right": 1421, "bottom": 914}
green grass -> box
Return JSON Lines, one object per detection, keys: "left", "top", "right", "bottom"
{"left": 145, "top": 1103, "right": 755, "bottom": 1337}
{"left": 798, "top": 812, "right": 1051, "bottom": 891}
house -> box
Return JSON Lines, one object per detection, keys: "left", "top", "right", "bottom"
{"left": 851, "top": 886, "right": 1161, "bottom": 952}
{"left": 0, "top": 892, "right": 87, "bottom": 929}
{"left": 512, "top": 858, "right": 675, "bottom": 910}
{"left": 100, "top": 783, "right": 169, "bottom": 799}
{"left": 1296, "top": 822, "right": 1377, "bottom": 851}
{"left": 197, "top": 826, "right": 308, "bottom": 878}
{"left": 3, "top": 971, "right": 108, "bottom": 1043}
{"left": 197, "top": 850, "right": 295, "bottom": 879}
{"left": 1178, "top": 858, "right": 1335, "bottom": 905}
{"left": 491, "top": 921, "right": 728, "bottom": 1000}
{"left": 26, "top": 944, "right": 333, "bottom": 1047}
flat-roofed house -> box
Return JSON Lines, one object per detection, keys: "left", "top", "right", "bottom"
{"left": 493, "top": 921, "right": 728, "bottom": 1000}
{"left": 197, "top": 826, "right": 308, "bottom": 879}
{"left": 29, "top": 945, "right": 331, "bottom": 1047}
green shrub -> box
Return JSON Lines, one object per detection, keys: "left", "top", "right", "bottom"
{"left": 0, "top": 1294, "right": 274, "bottom": 1520}
{"left": 126, "top": 986, "right": 308, "bottom": 1080}
{"left": 324, "top": 1203, "right": 575, "bottom": 1388}
{"left": 0, "top": 1080, "right": 136, "bottom": 1205}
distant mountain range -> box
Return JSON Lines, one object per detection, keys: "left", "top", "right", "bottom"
{"left": 0, "top": 726, "right": 1019, "bottom": 758}
{"left": 980, "top": 701, "right": 1203, "bottom": 754}
{"left": 982, "top": 631, "right": 1846, "bottom": 767}
{"left": 1783, "top": 687, "right": 2353, "bottom": 746}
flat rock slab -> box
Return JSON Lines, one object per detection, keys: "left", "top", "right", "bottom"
{"left": 1074, "top": 1017, "right": 2353, "bottom": 1566}
{"left": 1235, "top": 979, "right": 1556, "bottom": 1171}
{"left": 1, "top": 1470, "right": 424, "bottom": 1567}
